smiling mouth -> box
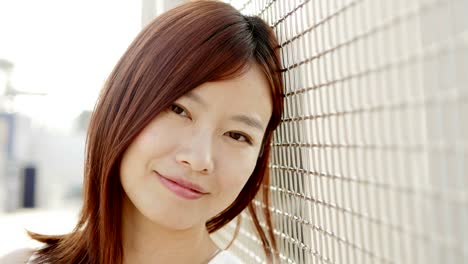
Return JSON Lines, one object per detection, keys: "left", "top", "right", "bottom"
{"left": 155, "top": 172, "right": 207, "bottom": 200}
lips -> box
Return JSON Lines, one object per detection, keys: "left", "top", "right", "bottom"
{"left": 155, "top": 171, "right": 208, "bottom": 200}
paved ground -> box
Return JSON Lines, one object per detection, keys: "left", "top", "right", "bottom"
{"left": 0, "top": 206, "right": 80, "bottom": 258}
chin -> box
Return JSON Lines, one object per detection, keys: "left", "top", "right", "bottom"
{"left": 151, "top": 213, "right": 204, "bottom": 231}
{"left": 140, "top": 205, "right": 207, "bottom": 231}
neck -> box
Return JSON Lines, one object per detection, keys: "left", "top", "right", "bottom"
{"left": 121, "top": 197, "right": 219, "bottom": 264}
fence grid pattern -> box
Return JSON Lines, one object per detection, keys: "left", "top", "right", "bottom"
{"left": 214, "top": 0, "right": 468, "bottom": 263}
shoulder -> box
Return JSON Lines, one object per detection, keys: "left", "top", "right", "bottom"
{"left": 208, "top": 250, "right": 243, "bottom": 264}
{"left": 0, "top": 248, "right": 35, "bottom": 264}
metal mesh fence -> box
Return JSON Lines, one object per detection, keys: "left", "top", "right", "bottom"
{"left": 213, "top": 0, "right": 468, "bottom": 263}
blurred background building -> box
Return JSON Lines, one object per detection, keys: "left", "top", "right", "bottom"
{"left": 0, "top": 0, "right": 143, "bottom": 255}
{"left": 0, "top": 0, "right": 141, "bottom": 214}
{"left": 0, "top": 0, "right": 190, "bottom": 213}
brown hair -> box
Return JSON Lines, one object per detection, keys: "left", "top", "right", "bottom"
{"left": 29, "top": 1, "right": 284, "bottom": 263}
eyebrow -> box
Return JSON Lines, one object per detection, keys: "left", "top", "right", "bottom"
{"left": 230, "top": 115, "right": 265, "bottom": 131}
{"left": 185, "top": 91, "right": 265, "bottom": 131}
{"left": 185, "top": 91, "right": 208, "bottom": 107}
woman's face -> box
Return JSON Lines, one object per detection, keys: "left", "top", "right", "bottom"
{"left": 120, "top": 64, "right": 273, "bottom": 230}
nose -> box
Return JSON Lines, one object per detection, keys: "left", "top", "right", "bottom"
{"left": 175, "top": 130, "right": 215, "bottom": 174}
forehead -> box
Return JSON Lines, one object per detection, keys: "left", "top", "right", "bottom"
{"left": 187, "top": 64, "right": 273, "bottom": 123}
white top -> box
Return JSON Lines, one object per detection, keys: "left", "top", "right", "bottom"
{"left": 25, "top": 250, "right": 241, "bottom": 264}
{"left": 208, "top": 250, "right": 243, "bottom": 264}
{"left": 0, "top": 248, "right": 242, "bottom": 264}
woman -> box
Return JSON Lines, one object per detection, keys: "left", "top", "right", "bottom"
{"left": 2, "top": 1, "right": 284, "bottom": 263}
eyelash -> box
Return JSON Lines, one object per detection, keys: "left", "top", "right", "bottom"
{"left": 169, "top": 103, "right": 253, "bottom": 145}
{"left": 226, "top": 131, "right": 252, "bottom": 145}
{"left": 169, "top": 103, "right": 190, "bottom": 118}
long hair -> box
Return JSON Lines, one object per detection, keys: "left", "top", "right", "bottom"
{"left": 29, "top": 1, "right": 284, "bottom": 263}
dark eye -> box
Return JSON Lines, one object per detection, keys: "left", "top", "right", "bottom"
{"left": 226, "top": 131, "right": 252, "bottom": 144}
{"left": 170, "top": 104, "right": 189, "bottom": 118}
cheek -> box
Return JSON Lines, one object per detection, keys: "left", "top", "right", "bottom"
{"left": 126, "top": 118, "right": 179, "bottom": 162}
{"left": 121, "top": 136, "right": 151, "bottom": 173}
{"left": 119, "top": 127, "right": 165, "bottom": 181}
{"left": 120, "top": 140, "right": 147, "bottom": 191}
{"left": 217, "top": 153, "right": 258, "bottom": 191}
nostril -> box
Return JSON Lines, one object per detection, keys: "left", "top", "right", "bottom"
{"left": 175, "top": 149, "right": 215, "bottom": 173}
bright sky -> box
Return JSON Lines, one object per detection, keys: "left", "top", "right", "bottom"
{"left": 0, "top": 0, "right": 141, "bottom": 131}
